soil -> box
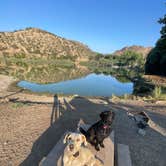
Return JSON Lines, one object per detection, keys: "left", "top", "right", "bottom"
{"left": 143, "top": 75, "right": 166, "bottom": 86}
{"left": 0, "top": 75, "right": 166, "bottom": 166}
{"left": 0, "top": 75, "right": 17, "bottom": 92}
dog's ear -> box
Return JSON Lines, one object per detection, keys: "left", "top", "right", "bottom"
{"left": 112, "top": 112, "right": 115, "bottom": 120}
{"left": 100, "top": 112, "right": 105, "bottom": 119}
{"left": 81, "top": 134, "right": 87, "bottom": 146}
{"left": 63, "top": 132, "right": 71, "bottom": 144}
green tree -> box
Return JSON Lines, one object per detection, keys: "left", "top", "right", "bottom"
{"left": 95, "top": 53, "right": 103, "bottom": 60}
{"left": 145, "top": 12, "right": 166, "bottom": 76}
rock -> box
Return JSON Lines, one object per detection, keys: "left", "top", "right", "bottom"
{"left": 137, "top": 121, "right": 148, "bottom": 129}
{"left": 138, "top": 129, "right": 146, "bottom": 136}
{"left": 4, "top": 142, "right": 7, "bottom": 145}
{"left": 0, "top": 98, "right": 9, "bottom": 103}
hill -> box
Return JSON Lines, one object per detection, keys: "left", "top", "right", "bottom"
{"left": 113, "top": 45, "right": 152, "bottom": 57}
{"left": 0, "top": 27, "right": 94, "bottom": 59}
{"left": 0, "top": 28, "right": 94, "bottom": 83}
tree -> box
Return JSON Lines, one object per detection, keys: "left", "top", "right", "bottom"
{"left": 145, "top": 12, "right": 166, "bottom": 76}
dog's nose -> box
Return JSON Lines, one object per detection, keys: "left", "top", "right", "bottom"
{"left": 69, "top": 144, "right": 74, "bottom": 150}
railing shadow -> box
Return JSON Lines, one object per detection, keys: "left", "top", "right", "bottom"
{"left": 0, "top": 89, "right": 24, "bottom": 99}
{"left": 50, "top": 95, "right": 62, "bottom": 126}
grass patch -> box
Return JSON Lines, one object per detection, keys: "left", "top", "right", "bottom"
{"left": 152, "top": 86, "right": 166, "bottom": 100}
{"left": 152, "top": 86, "right": 162, "bottom": 98}
{"left": 11, "top": 102, "right": 30, "bottom": 109}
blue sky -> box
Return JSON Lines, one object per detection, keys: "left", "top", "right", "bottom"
{"left": 0, "top": 0, "right": 165, "bottom": 53}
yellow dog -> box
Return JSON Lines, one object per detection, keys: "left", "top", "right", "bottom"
{"left": 63, "top": 132, "right": 103, "bottom": 166}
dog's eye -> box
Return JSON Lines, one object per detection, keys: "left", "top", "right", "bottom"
{"left": 68, "top": 137, "right": 71, "bottom": 140}
{"left": 76, "top": 138, "right": 80, "bottom": 142}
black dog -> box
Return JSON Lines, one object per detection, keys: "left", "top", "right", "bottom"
{"left": 80, "top": 110, "right": 115, "bottom": 151}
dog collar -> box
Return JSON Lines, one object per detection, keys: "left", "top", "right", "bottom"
{"left": 103, "top": 125, "right": 109, "bottom": 129}
{"left": 73, "top": 151, "right": 79, "bottom": 158}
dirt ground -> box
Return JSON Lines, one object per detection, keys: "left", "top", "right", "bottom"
{"left": 0, "top": 75, "right": 16, "bottom": 92}
{"left": 0, "top": 93, "right": 166, "bottom": 166}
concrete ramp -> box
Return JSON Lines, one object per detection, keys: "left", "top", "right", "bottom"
{"left": 117, "top": 144, "right": 132, "bottom": 166}
{"left": 40, "top": 132, "right": 67, "bottom": 166}
{"left": 40, "top": 120, "right": 114, "bottom": 166}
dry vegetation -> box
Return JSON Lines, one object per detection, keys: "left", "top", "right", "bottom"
{"left": 0, "top": 28, "right": 93, "bottom": 59}
{"left": 113, "top": 45, "right": 152, "bottom": 58}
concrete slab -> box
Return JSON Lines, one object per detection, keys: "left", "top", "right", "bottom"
{"left": 117, "top": 144, "right": 132, "bottom": 166}
{"left": 40, "top": 119, "right": 114, "bottom": 166}
{"left": 40, "top": 132, "right": 67, "bottom": 166}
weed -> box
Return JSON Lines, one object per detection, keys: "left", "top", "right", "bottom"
{"left": 11, "top": 102, "right": 29, "bottom": 109}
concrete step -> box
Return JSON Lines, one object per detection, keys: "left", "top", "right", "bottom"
{"left": 117, "top": 144, "right": 132, "bottom": 166}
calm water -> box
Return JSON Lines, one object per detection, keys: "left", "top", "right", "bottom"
{"left": 18, "top": 73, "right": 133, "bottom": 97}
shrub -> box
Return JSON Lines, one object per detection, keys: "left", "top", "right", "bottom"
{"left": 152, "top": 86, "right": 162, "bottom": 98}
{"left": 145, "top": 12, "right": 166, "bottom": 76}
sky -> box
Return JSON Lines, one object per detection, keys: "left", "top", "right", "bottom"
{"left": 0, "top": 0, "right": 165, "bottom": 53}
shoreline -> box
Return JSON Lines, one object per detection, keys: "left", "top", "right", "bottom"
{"left": 0, "top": 74, "right": 165, "bottom": 105}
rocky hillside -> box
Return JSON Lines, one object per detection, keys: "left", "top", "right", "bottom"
{"left": 113, "top": 45, "right": 152, "bottom": 57}
{"left": 0, "top": 28, "right": 94, "bottom": 59}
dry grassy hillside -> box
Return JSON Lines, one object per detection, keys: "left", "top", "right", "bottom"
{"left": 113, "top": 45, "right": 152, "bottom": 57}
{"left": 0, "top": 27, "right": 94, "bottom": 59}
{"left": 0, "top": 28, "right": 95, "bottom": 83}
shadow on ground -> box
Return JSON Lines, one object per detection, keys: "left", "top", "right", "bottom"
{"left": 19, "top": 96, "right": 166, "bottom": 166}
{"left": 20, "top": 96, "right": 109, "bottom": 166}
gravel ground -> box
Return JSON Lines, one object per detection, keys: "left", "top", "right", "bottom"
{"left": 0, "top": 75, "right": 16, "bottom": 93}
{"left": 0, "top": 96, "right": 166, "bottom": 166}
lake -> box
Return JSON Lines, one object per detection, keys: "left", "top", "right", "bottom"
{"left": 17, "top": 73, "right": 133, "bottom": 97}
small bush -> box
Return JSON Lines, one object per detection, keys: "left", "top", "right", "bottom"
{"left": 152, "top": 86, "right": 162, "bottom": 98}
{"left": 11, "top": 102, "right": 26, "bottom": 109}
